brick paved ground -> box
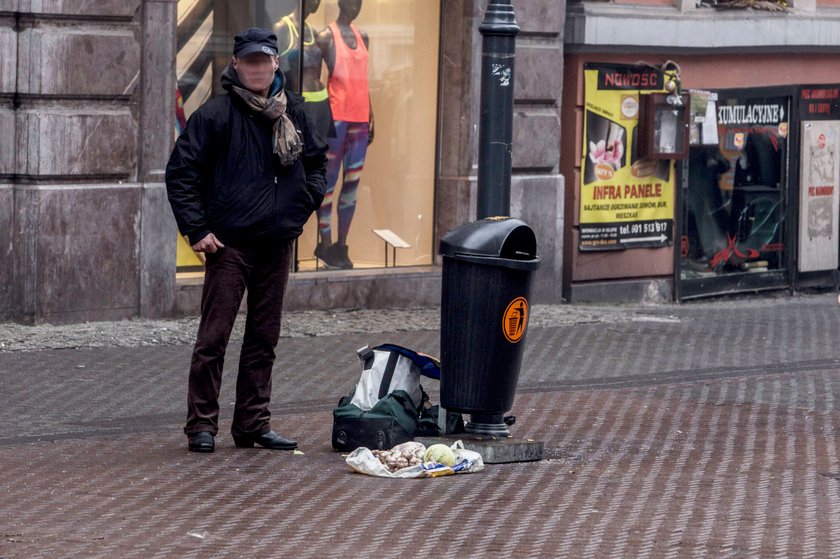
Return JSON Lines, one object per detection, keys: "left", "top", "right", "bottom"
{"left": 2, "top": 294, "right": 840, "bottom": 557}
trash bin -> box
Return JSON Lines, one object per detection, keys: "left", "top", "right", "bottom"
{"left": 439, "top": 217, "right": 540, "bottom": 437}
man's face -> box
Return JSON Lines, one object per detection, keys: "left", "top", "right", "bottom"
{"left": 233, "top": 53, "right": 278, "bottom": 93}
{"left": 338, "top": 0, "right": 362, "bottom": 19}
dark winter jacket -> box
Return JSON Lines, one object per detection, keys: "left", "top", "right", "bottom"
{"left": 165, "top": 69, "right": 328, "bottom": 247}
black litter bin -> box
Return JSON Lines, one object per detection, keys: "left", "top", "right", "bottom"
{"left": 439, "top": 217, "right": 540, "bottom": 436}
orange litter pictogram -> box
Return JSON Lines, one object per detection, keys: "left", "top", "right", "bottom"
{"left": 502, "top": 297, "right": 529, "bottom": 344}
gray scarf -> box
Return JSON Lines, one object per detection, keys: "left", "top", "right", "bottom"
{"left": 230, "top": 83, "right": 303, "bottom": 166}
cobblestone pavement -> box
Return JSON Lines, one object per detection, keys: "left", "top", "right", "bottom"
{"left": 2, "top": 293, "right": 840, "bottom": 557}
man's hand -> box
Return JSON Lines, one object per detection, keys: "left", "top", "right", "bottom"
{"left": 191, "top": 233, "right": 225, "bottom": 253}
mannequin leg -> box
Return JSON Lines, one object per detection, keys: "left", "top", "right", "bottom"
{"left": 318, "top": 121, "right": 349, "bottom": 245}
{"left": 335, "top": 122, "right": 370, "bottom": 259}
{"left": 316, "top": 121, "right": 349, "bottom": 268}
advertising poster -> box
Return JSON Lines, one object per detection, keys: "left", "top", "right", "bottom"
{"left": 797, "top": 85, "right": 840, "bottom": 272}
{"left": 798, "top": 122, "right": 840, "bottom": 272}
{"left": 579, "top": 63, "right": 676, "bottom": 251}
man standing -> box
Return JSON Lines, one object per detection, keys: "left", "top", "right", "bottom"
{"left": 166, "top": 28, "right": 327, "bottom": 453}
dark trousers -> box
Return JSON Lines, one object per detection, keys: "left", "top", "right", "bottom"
{"left": 184, "top": 239, "right": 293, "bottom": 437}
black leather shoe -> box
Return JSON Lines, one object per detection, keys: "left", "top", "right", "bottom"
{"left": 314, "top": 244, "right": 342, "bottom": 269}
{"left": 334, "top": 244, "right": 354, "bottom": 269}
{"left": 232, "top": 430, "right": 297, "bottom": 450}
{"left": 187, "top": 431, "right": 215, "bottom": 453}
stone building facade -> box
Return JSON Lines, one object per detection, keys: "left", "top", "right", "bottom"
{"left": 0, "top": 0, "right": 566, "bottom": 324}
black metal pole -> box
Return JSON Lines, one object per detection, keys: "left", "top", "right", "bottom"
{"left": 297, "top": 0, "right": 305, "bottom": 96}
{"left": 476, "top": 0, "right": 519, "bottom": 219}
{"left": 292, "top": 0, "right": 305, "bottom": 273}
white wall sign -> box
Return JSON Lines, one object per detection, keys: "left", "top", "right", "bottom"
{"left": 798, "top": 120, "right": 840, "bottom": 272}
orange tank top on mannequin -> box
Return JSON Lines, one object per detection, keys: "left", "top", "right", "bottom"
{"left": 327, "top": 22, "right": 369, "bottom": 123}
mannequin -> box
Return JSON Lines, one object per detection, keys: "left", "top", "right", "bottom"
{"left": 272, "top": 0, "right": 333, "bottom": 142}
{"left": 314, "top": 0, "right": 374, "bottom": 269}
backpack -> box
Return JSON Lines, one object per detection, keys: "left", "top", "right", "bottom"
{"left": 331, "top": 344, "right": 463, "bottom": 452}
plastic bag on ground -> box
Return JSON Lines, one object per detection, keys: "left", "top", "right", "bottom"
{"left": 346, "top": 440, "right": 484, "bottom": 478}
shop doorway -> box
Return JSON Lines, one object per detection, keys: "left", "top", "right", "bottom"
{"left": 679, "top": 86, "right": 794, "bottom": 299}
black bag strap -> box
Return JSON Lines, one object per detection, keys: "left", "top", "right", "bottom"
{"left": 378, "top": 351, "right": 400, "bottom": 400}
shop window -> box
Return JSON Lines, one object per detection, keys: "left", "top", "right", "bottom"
{"left": 174, "top": 0, "right": 439, "bottom": 277}
{"left": 682, "top": 92, "right": 789, "bottom": 280}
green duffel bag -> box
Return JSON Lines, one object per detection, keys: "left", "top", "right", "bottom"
{"left": 332, "top": 389, "right": 435, "bottom": 452}
{"left": 331, "top": 344, "right": 459, "bottom": 452}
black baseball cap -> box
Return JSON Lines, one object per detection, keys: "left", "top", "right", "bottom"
{"left": 233, "top": 28, "right": 278, "bottom": 58}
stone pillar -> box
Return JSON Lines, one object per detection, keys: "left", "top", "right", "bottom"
{"left": 139, "top": 0, "right": 177, "bottom": 318}
{"left": 436, "top": 0, "right": 565, "bottom": 303}
{"left": 0, "top": 181, "right": 13, "bottom": 321}
{"left": 436, "top": 0, "right": 483, "bottom": 238}
{"left": 0, "top": 6, "right": 15, "bottom": 320}
{"left": 509, "top": 0, "right": 565, "bottom": 303}
{"left": 6, "top": 1, "right": 145, "bottom": 323}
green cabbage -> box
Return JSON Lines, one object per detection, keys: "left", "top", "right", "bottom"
{"left": 423, "top": 444, "right": 456, "bottom": 467}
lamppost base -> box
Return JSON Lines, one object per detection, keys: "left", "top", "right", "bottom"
{"left": 465, "top": 420, "right": 511, "bottom": 437}
{"left": 415, "top": 434, "right": 545, "bottom": 464}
